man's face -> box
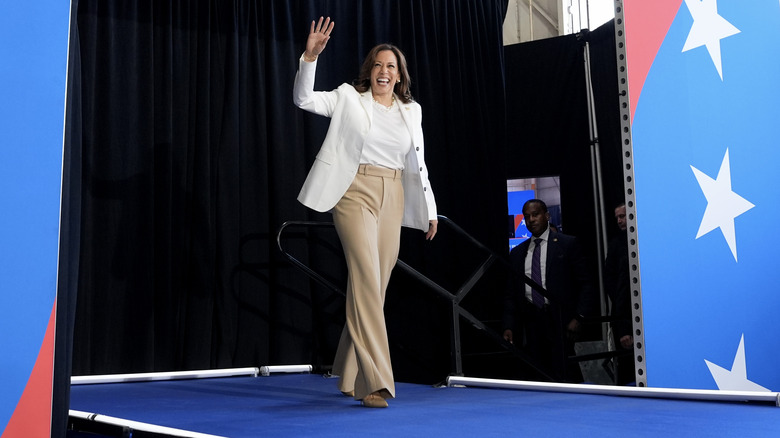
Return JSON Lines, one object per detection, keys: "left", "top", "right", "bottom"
{"left": 615, "top": 205, "right": 627, "bottom": 231}
{"left": 523, "top": 202, "right": 550, "bottom": 237}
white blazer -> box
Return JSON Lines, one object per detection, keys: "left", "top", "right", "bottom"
{"left": 293, "top": 56, "right": 437, "bottom": 232}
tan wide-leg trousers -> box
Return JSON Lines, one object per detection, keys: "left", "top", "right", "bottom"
{"left": 331, "top": 164, "right": 404, "bottom": 401}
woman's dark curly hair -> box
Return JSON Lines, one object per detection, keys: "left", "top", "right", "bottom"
{"left": 352, "top": 44, "right": 413, "bottom": 104}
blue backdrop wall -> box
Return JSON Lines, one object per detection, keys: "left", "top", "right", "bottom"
{"left": 625, "top": 0, "right": 780, "bottom": 391}
{"left": 0, "top": 1, "right": 70, "bottom": 436}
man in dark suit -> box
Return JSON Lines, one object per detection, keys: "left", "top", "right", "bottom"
{"left": 604, "top": 202, "right": 635, "bottom": 385}
{"left": 502, "top": 199, "right": 596, "bottom": 383}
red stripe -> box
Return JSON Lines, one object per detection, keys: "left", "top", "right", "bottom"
{"left": 2, "top": 303, "right": 55, "bottom": 438}
{"left": 624, "top": 0, "right": 684, "bottom": 121}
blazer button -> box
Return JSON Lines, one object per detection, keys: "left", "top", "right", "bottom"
{"left": 419, "top": 167, "right": 423, "bottom": 171}
{"left": 423, "top": 187, "right": 427, "bottom": 191}
{"left": 416, "top": 147, "right": 420, "bottom": 151}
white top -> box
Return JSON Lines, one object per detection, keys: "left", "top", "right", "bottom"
{"left": 524, "top": 226, "right": 550, "bottom": 304}
{"left": 360, "top": 101, "right": 411, "bottom": 169}
{"left": 293, "top": 54, "right": 438, "bottom": 231}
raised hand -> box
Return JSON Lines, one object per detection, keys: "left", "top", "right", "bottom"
{"left": 304, "top": 16, "right": 335, "bottom": 62}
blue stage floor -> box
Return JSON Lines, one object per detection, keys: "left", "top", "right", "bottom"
{"left": 69, "top": 373, "right": 780, "bottom": 437}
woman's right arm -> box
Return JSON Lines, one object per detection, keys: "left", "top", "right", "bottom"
{"left": 293, "top": 17, "right": 337, "bottom": 116}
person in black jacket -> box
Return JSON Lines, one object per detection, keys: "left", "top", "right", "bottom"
{"left": 604, "top": 202, "right": 635, "bottom": 385}
{"left": 503, "top": 199, "right": 597, "bottom": 382}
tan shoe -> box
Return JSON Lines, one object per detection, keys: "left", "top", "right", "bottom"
{"left": 361, "top": 392, "right": 388, "bottom": 408}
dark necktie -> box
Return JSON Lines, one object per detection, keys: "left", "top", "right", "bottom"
{"left": 531, "top": 238, "right": 545, "bottom": 308}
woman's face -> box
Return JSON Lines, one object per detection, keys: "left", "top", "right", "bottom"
{"left": 370, "top": 50, "right": 400, "bottom": 98}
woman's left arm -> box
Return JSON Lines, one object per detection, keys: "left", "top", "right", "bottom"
{"left": 426, "top": 220, "right": 438, "bottom": 240}
{"left": 414, "top": 103, "right": 438, "bottom": 239}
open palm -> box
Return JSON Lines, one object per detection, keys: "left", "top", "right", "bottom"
{"left": 305, "top": 16, "right": 335, "bottom": 59}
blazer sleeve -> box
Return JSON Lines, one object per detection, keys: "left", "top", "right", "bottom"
{"left": 416, "top": 108, "right": 438, "bottom": 223}
{"left": 400, "top": 101, "right": 438, "bottom": 229}
{"left": 292, "top": 54, "right": 339, "bottom": 117}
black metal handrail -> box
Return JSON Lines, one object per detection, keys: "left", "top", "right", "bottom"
{"left": 276, "top": 215, "right": 555, "bottom": 380}
{"left": 276, "top": 215, "right": 632, "bottom": 382}
{"left": 275, "top": 220, "right": 345, "bottom": 297}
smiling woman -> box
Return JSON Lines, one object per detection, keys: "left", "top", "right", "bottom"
{"left": 292, "top": 18, "right": 438, "bottom": 408}
{"left": 369, "top": 51, "right": 398, "bottom": 107}
{"left": 352, "top": 43, "right": 414, "bottom": 106}
{"left": 67, "top": 0, "right": 511, "bottom": 415}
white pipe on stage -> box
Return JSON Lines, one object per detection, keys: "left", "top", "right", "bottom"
{"left": 259, "top": 364, "right": 313, "bottom": 376}
{"left": 446, "top": 376, "right": 780, "bottom": 406}
{"left": 70, "top": 410, "right": 226, "bottom": 438}
{"left": 71, "top": 367, "right": 260, "bottom": 385}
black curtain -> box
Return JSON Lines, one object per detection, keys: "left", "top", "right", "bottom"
{"left": 504, "top": 19, "right": 623, "bottom": 282}
{"left": 501, "top": 21, "right": 623, "bottom": 377}
{"left": 62, "top": 2, "right": 509, "bottom": 424}
{"left": 52, "top": 3, "right": 84, "bottom": 436}
{"left": 589, "top": 20, "right": 625, "bottom": 223}
{"left": 59, "top": 3, "right": 628, "bottom": 434}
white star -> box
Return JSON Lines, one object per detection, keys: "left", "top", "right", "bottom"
{"left": 682, "top": 0, "right": 740, "bottom": 80}
{"left": 690, "top": 149, "right": 754, "bottom": 262}
{"left": 705, "top": 334, "right": 770, "bottom": 392}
